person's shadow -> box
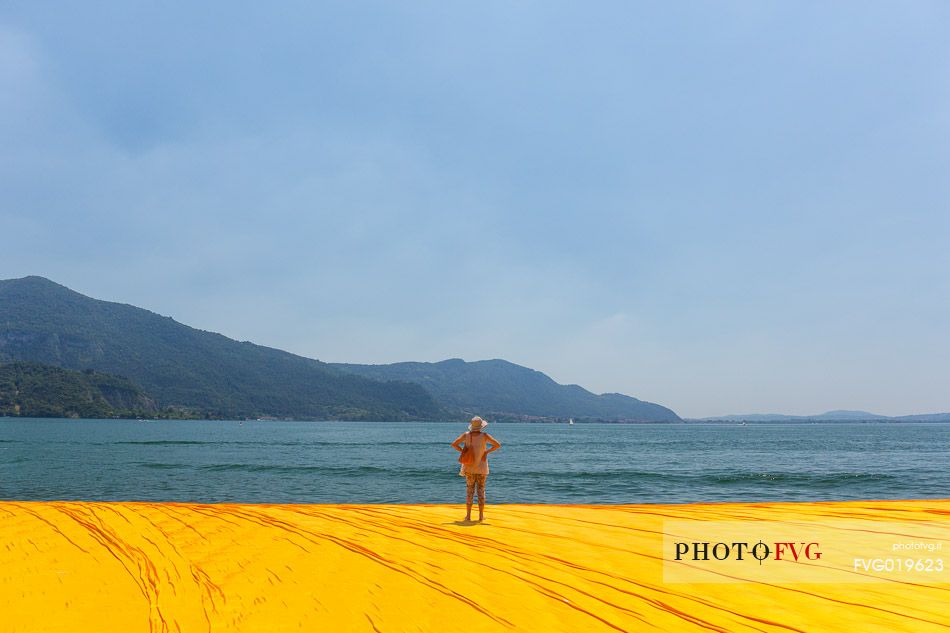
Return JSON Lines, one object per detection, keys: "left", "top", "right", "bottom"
{"left": 444, "top": 520, "right": 491, "bottom": 527}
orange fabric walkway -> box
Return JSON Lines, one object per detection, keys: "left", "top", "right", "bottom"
{"left": 1, "top": 500, "right": 948, "bottom": 632}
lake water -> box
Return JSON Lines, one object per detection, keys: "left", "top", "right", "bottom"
{"left": 1, "top": 419, "right": 947, "bottom": 504}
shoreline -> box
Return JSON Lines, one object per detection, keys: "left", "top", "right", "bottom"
{"left": 2, "top": 499, "right": 948, "bottom": 631}
{"left": 5, "top": 416, "right": 950, "bottom": 424}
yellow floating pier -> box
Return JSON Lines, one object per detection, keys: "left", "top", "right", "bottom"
{"left": 2, "top": 499, "right": 948, "bottom": 632}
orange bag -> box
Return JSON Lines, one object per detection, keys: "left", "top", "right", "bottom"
{"left": 457, "top": 432, "right": 474, "bottom": 465}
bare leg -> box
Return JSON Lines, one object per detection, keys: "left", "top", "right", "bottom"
{"left": 478, "top": 498, "right": 485, "bottom": 522}
{"left": 464, "top": 502, "right": 472, "bottom": 521}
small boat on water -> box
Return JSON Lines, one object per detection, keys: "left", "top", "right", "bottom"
{"left": 569, "top": 418, "right": 574, "bottom": 425}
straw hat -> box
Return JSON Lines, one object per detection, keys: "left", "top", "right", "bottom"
{"left": 468, "top": 416, "right": 488, "bottom": 431}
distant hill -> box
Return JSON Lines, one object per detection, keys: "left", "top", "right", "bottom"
{"left": 701, "top": 410, "right": 886, "bottom": 422}
{"left": 814, "top": 410, "right": 888, "bottom": 420}
{"left": 0, "top": 361, "right": 156, "bottom": 418}
{"left": 893, "top": 412, "right": 950, "bottom": 422}
{"left": 699, "top": 410, "right": 950, "bottom": 422}
{"left": 331, "top": 358, "right": 681, "bottom": 422}
{"left": 0, "top": 276, "right": 442, "bottom": 420}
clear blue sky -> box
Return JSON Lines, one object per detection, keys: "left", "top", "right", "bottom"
{"left": 1, "top": 2, "right": 948, "bottom": 417}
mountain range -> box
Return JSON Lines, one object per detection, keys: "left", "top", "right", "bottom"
{"left": 0, "top": 276, "right": 679, "bottom": 422}
{"left": 332, "top": 359, "right": 679, "bottom": 422}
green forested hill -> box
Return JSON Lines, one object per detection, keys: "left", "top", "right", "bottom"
{"left": 332, "top": 358, "right": 681, "bottom": 422}
{"left": 0, "top": 277, "right": 442, "bottom": 420}
{"left": 0, "top": 362, "right": 156, "bottom": 418}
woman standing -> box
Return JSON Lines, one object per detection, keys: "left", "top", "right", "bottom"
{"left": 451, "top": 416, "right": 501, "bottom": 522}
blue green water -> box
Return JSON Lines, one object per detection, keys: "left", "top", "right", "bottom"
{"left": 1, "top": 419, "right": 947, "bottom": 504}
